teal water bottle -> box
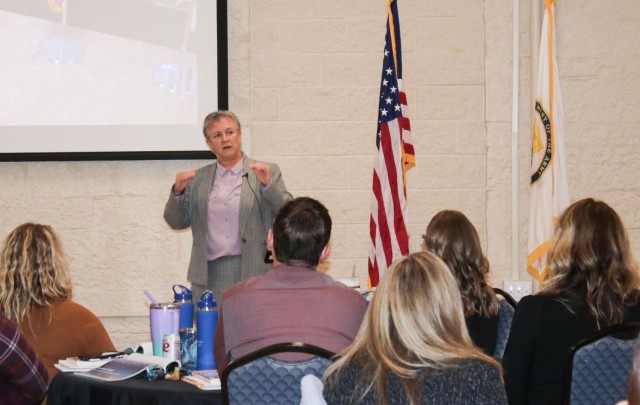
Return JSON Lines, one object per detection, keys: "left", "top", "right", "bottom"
{"left": 173, "top": 284, "right": 194, "bottom": 329}
{"left": 196, "top": 291, "right": 218, "bottom": 370}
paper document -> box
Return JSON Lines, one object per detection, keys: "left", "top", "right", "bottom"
{"left": 75, "top": 353, "right": 179, "bottom": 382}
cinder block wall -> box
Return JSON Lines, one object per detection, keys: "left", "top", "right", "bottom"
{"left": 0, "top": 0, "right": 638, "bottom": 348}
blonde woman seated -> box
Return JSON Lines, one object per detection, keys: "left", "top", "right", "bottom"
{"left": 423, "top": 210, "right": 500, "bottom": 355}
{"left": 322, "top": 251, "right": 507, "bottom": 404}
{"left": 503, "top": 198, "right": 640, "bottom": 405}
{"left": 0, "top": 223, "right": 116, "bottom": 378}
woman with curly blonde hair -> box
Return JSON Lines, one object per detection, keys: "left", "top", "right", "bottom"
{"left": 503, "top": 198, "right": 640, "bottom": 405}
{"left": 322, "top": 251, "right": 506, "bottom": 405}
{"left": 0, "top": 223, "right": 115, "bottom": 378}
{"left": 423, "top": 210, "right": 500, "bottom": 355}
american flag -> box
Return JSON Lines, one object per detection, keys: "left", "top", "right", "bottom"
{"left": 368, "top": 0, "right": 415, "bottom": 288}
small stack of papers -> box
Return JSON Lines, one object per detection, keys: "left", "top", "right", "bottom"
{"left": 76, "top": 353, "right": 179, "bottom": 382}
{"left": 55, "top": 357, "right": 112, "bottom": 372}
{"left": 182, "top": 369, "right": 221, "bottom": 391}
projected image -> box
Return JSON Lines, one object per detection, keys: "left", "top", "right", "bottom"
{"left": 0, "top": 0, "right": 224, "bottom": 156}
{"left": 1, "top": 0, "right": 203, "bottom": 127}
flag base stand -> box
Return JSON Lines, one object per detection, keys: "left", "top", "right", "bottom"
{"left": 39, "top": 36, "right": 84, "bottom": 65}
{"left": 153, "top": 63, "right": 197, "bottom": 96}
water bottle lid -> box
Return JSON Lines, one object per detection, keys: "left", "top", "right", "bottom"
{"left": 173, "top": 284, "right": 193, "bottom": 300}
{"left": 198, "top": 290, "right": 217, "bottom": 309}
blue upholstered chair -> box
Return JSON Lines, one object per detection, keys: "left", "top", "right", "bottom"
{"left": 563, "top": 322, "right": 640, "bottom": 405}
{"left": 220, "top": 342, "right": 335, "bottom": 405}
{"left": 493, "top": 288, "right": 516, "bottom": 360}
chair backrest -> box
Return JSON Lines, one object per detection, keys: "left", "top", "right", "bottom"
{"left": 221, "top": 342, "right": 335, "bottom": 405}
{"left": 493, "top": 288, "right": 516, "bottom": 360}
{"left": 494, "top": 288, "right": 517, "bottom": 308}
{"left": 563, "top": 322, "right": 640, "bottom": 405}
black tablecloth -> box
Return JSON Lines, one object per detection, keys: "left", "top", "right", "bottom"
{"left": 47, "top": 372, "right": 222, "bottom": 405}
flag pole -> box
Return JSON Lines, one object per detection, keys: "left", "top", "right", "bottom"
{"left": 531, "top": 0, "right": 540, "bottom": 122}
{"left": 511, "top": 0, "right": 520, "bottom": 281}
{"left": 529, "top": 0, "right": 540, "bottom": 287}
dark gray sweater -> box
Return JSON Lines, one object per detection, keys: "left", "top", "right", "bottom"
{"left": 323, "top": 359, "right": 507, "bottom": 404}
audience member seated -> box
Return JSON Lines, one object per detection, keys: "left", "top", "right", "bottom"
{"left": 213, "top": 197, "right": 367, "bottom": 374}
{"left": 423, "top": 210, "right": 501, "bottom": 355}
{"left": 323, "top": 251, "right": 507, "bottom": 404}
{"left": 0, "top": 312, "right": 49, "bottom": 404}
{"left": 503, "top": 198, "right": 640, "bottom": 405}
{"left": 0, "top": 223, "right": 116, "bottom": 378}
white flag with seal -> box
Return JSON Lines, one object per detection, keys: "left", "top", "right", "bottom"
{"left": 527, "top": 0, "right": 570, "bottom": 283}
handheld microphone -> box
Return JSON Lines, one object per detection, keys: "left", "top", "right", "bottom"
{"left": 243, "top": 172, "right": 273, "bottom": 263}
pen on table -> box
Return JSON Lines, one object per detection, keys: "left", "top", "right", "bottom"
{"left": 78, "top": 348, "right": 133, "bottom": 361}
{"left": 78, "top": 353, "right": 121, "bottom": 361}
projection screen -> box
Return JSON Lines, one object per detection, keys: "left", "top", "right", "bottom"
{"left": 0, "top": 0, "right": 228, "bottom": 161}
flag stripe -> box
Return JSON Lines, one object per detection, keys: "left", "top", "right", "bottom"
{"left": 372, "top": 171, "right": 392, "bottom": 265}
{"left": 380, "top": 121, "right": 409, "bottom": 254}
{"left": 398, "top": 92, "right": 407, "bottom": 106}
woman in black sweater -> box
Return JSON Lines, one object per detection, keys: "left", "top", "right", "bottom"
{"left": 423, "top": 210, "right": 501, "bottom": 355}
{"left": 503, "top": 198, "right": 640, "bottom": 405}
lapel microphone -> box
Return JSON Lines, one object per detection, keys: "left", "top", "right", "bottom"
{"left": 243, "top": 172, "right": 274, "bottom": 264}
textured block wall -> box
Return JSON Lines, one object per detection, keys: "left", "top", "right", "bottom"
{"left": 0, "top": 0, "right": 638, "bottom": 349}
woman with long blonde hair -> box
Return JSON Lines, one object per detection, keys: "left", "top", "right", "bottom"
{"left": 0, "top": 223, "right": 115, "bottom": 378}
{"left": 323, "top": 251, "right": 506, "bottom": 404}
{"left": 503, "top": 198, "right": 640, "bottom": 405}
{"left": 423, "top": 210, "right": 500, "bottom": 355}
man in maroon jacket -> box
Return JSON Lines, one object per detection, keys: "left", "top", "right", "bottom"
{"left": 214, "top": 197, "right": 367, "bottom": 374}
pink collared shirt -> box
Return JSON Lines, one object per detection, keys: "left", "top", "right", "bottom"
{"left": 207, "top": 159, "right": 243, "bottom": 261}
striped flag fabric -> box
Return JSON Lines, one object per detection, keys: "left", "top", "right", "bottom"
{"left": 527, "top": 0, "right": 569, "bottom": 283}
{"left": 368, "top": 0, "right": 415, "bottom": 288}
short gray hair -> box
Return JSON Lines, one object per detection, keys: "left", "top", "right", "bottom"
{"left": 202, "top": 111, "right": 242, "bottom": 139}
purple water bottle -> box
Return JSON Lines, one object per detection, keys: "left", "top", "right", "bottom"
{"left": 196, "top": 291, "right": 218, "bottom": 370}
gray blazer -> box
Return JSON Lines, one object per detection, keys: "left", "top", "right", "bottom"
{"left": 164, "top": 156, "right": 293, "bottom": 285}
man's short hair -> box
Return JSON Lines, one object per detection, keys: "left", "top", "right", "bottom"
{"left": 272, "top": 197, "right": 331, "bottom": 267}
